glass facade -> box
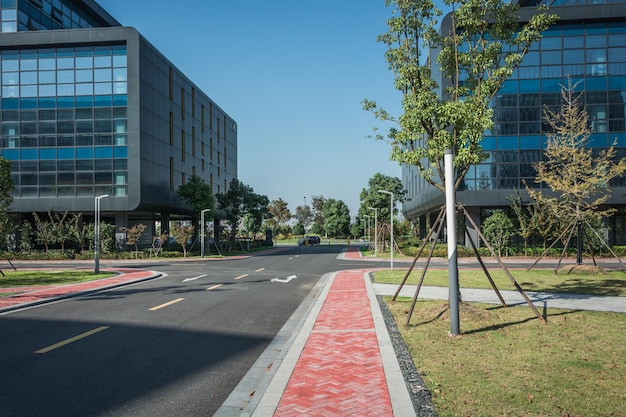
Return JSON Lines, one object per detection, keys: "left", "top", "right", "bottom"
{"left": 1, "top": 0, "right": 104, "bottom": 33}
{"left": 0, "top": 45, "right": 129, "bottom": 198}
{"left": 462, "top": 22, "right": 626, "bottom": 192}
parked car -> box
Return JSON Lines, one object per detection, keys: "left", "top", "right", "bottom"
{"left": 298, "top": 235, "right": 321, "bottom": 246}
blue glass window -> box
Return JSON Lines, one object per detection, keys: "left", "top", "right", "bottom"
{"left": 20, "top": 149, "right": 37, "bottom": 160}
{"left": 95, "top": 147, "right": 113, "bottom": 159}
{"left": 498, "top": 137, "right": 519, "bottom": 150}
{"left": 114, "top": 147, "right": 128, "bottom": 158}
{"left": 39, "top": 148, "right": 56, "bottom": 160}
{"left": 76, "top": 148, "right": 94, "bottom": 158}
{"left": 57, "top": 148, "right": 75, "bottom": 159}
{"left": 2, "top": 149, "right": 19, "bottom": 160}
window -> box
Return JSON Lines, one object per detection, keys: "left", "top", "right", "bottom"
{"left": 181, "top": 88, "right": 185, "bottom": 119}
{"left": 181, "top": 130, "right": 185, "bottom": 161}
{"left": 192, "top": 87, "right": 195, "bottom": 117}
{"left": 169, "top": 157, "right": 174, "bottom": 191}
{"left": 169, "top": 67, "right": 173, "bottom": 100}
{"left": 192, "top": 127, "right": 196, "bottom": 156}
{"left": 201, "top": 104, "right": 205, "bottom": 132}
{"left": 169, "top": 112, "right": 173, "bottom": 145}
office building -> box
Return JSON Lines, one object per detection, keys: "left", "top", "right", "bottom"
{"left": 402, "top": 0, "right": 626, "bottom": 245}
{"left": 0, "top": 0, "right": 237, "bottom": 239}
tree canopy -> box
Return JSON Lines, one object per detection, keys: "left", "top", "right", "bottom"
{"left": 176, "top": 174, "right": 215, "bottom": 219}
{"left": 322, "top": 198, "right": 351, "bottom": 238}
{"left": 359, "top": 173, "right": 405, "bottom": 224}
{"left": 364, "top": 0, "right": 557, "bottom": 193}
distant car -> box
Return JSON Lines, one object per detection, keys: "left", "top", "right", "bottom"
{"left": 298, "top": 236, "right": 321, "bottom": 246}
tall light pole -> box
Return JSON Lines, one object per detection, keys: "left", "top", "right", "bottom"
{"left": 303, "top": 196, "right": 307, "bottom": 235}
{"left": 200, "top": 208, "right": 212, "bottom": 257}
{"left": 361, "top": 219, "right": 366, "bottom": 241}
{"left": 94, "top": 194, "right": 109, "bottom": 274}
{"left": 364, "top": 214, "right": 371, "bottom": 243}
{"left": 378, "top": 190, "right": 394, "bottom": 271}
{"left": 368, "top": 206, "right": 378, "bottom": 257}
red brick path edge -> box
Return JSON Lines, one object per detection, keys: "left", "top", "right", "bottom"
{"left": 273, "top": 269, "right": 394, "bottom": 417}
{"left": 0, "top": 269, "right": 157, "bottom": 311}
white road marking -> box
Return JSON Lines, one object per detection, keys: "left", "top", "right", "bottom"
{"left": 183, "top": 274, "right": 207, "bottom": 282}
{"left": 271, "top": 275, "right": 297, "bottom": 283}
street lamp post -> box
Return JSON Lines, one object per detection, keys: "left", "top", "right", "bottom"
{"left": 303, "top": 196, "right": 307, "bottom": 235}
{"left": 364, "top": 214, "right": 371, "bottom": 244}
{"left": 94, "top": 194, "right": 109, "bottom": 274}
{"left": 361, "top": 219, "right": 366, "bottom": 241}
{"left": 368, "top": 207, "right": 378, "bottom": 257}
{"left": 200, "top": 208, "right": 212, "bottom": 258}
{"left": 378, "top": 190, "right": 394, "bottom": 271}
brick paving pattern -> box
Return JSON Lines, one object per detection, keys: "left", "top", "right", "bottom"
{"left": 274, "top": 269, "right": 393, "bottom": 417}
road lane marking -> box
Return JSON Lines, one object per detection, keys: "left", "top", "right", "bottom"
{"left": 255, "top": 268, "right": 265, "bottom": 272}
{"left": 271, "top": 275, "right": 297, "bottom": 284}
{"left": 234, "top": 274, "right": 249, "bottom": 280}
{"left": 35, "top": 326, "right": 110, "bottom": 354}
{"left": 183, "top": 274, "right": 207, "bottom": 282}
{"left": 149, "top": 298, "right": 185, "bottom": 311}
{"left": 207, "top": 284, "right": 223, "bottom": 291}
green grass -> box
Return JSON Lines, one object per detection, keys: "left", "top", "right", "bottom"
{"left": 373, "top": 269, "right": 626, "bottom": 296}
{"left": 386, "top": 298, "right": 626, "bottom": 416}
{"left": 0, "top": 270, "right": 116, "bottom": 290}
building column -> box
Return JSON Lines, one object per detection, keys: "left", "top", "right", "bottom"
{"left": 419, "top": 215, "right": 427, "bottom": 240}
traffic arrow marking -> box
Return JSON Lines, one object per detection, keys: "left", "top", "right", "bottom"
{"left": 271, "top": 275, "right": 297, "bottom": 283}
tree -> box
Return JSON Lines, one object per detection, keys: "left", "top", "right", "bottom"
{"left": 311, "top": 195, "right": 326, "bottom": 233}
{"left": 322, "top": 199, "right": 351, "bottom": 238}
{"left": 529, "top": 79, "right": 626, "bottom": 262}
{"left": 267, "top": 198, "right": 292, "bottom": 237}
{"left": 32, "top": 212, "right": 56, "bottom": 252}
{"left": 177, "top": 175, "right": 215, "bottom": 218}
{"left": 358, "top": 173, "right": 404, "bottom": 224}
{"left": 364, "top": 0, "right": 556, "bottom": 193}
{"left": 216, "top": 178, "right": 269, "bottom": 250}
{"left": 121, "top": 223, "right": 147, "bottom": 257}
{"left": 169, "top": 222, "right": 194, "bottom": 257}
{"left": 293, "top": 205, "right": 312, "bottom": 233}
{"left": 0, "top": 157, "right": 15, "bottom": 249}
{"left": 177, "top": 174, "right": 215, "bottom": 242}
{"left": 481, "top": 210, "right": 515, "bottom": 257}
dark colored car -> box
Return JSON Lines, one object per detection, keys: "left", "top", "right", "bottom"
{"left": 297, "top": 235, "right": 321, "bottom": 246}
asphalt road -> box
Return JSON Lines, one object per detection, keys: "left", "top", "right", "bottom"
{"left": 0, "top": 245, "right": 380, "bottom": 417}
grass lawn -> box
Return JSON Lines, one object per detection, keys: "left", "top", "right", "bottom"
{"left": 386, "top": 298, "right": 626, "bottom": 416}
{"left": 0, "top": 270, "right": 116, "bottom": 291}
{"left": 373, "top": 268, "right": 626, "bottom": 296}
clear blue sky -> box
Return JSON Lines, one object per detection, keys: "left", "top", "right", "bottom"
{"left": 98, "top": 0, "right": 403, "bottom": 218}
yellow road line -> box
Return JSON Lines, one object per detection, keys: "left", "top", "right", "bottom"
{"left": 149, "top": 298, "right": 185, "bottom": 311}
{"left": 234, "top": 274, "right": 249, "bottom": 280}
{"left": 255, "top": 268, "right": 265, "bottom": 272}
{"left": 206, "top": 284, "right": 223, "bottom": 291}
{"left": 35, "top": 326, "right": 110, "bottom": 354}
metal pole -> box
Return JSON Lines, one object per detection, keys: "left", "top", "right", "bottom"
{"left": 94, "top": 194, "right": 109, "bottom": 274}
{"left": 445, "top": 150, "right": 460, "bottom": 335}
{"left": 378, "top": 190, "right": 394, "bottom": 270}
{"left": 200, "top": 208, "right": 211, "bottom": 258}
{"left": 369, "top": 207, "right": 378, "bottom": 257}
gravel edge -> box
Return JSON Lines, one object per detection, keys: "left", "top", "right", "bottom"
{"left": 377, "top": 294, "right": 439, "bottom": 417}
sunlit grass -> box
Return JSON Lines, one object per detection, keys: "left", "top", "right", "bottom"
{"left": 387, "top": 298, "right": 626, "bottom": 416}
{"left": 373, "top": 269, "right": 626, "bottom": 296}
{"left": 0, "top": 270, "right": 116, "bottom": 289}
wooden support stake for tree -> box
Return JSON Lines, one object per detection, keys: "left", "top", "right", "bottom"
{"left": 392, "top": 205, "right": 446, "bottom": 301}
{"left": 460, "top": 205, "right": 546, "bottom": 324}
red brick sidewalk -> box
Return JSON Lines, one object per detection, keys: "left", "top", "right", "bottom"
{"left": 0, "top": 268, "right": 156, "bottom": 310}
{"left": 272, "top": 268, "right": 394, "bottom": 417}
